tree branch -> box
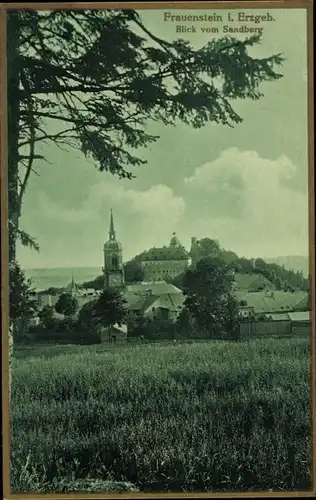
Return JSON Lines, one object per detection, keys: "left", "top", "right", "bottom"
{"left": 18, "top": 127, "right": 76, "bottom": 148}
{"left": 18, "top": 70, "right": 37, "bottom": 206}
{"left": 18, "top": 154, "right": 46, "bottom": 160}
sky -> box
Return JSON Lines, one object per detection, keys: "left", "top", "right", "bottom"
{"left": 16, "top": 8, "right": 309, "bottom": 269}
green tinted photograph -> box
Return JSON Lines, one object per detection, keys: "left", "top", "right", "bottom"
{"left": 4, "top": 4, "right": 313, "bottom": 496}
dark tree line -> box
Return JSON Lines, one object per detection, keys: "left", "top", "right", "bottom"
{"left": 78, "top": 237, "right": 308, "bottom": 293}
{"left": 169, "top": 239, "right": 308, "bottom": 292}
{"left": 28, "top": 288, "right": 127, "bottom": 344}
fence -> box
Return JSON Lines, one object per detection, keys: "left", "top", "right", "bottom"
{"left": 291, "top": 321, "right": 311, "bottom": 336}
{"left": 240, "top": 320, "right": 291, "bottom": 339}
{"left": 240, "top": 319, "right": 311, "bottom": 339}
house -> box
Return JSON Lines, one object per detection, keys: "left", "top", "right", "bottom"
{"left": 125, "top": 281, "right": 184, "bottom": 310}
{"left": 288, "top": 311, "right": 311, "bottom": 335}
{"left": 128, "top": 292, "right": 185, "bottom": 321}
{"left": 266, "top": 312, "right": 291, "bottom": 321}
{"left": 240, "top": 309, "right": 311, "bottom": 339}
{"left": 101, "top": 323, "right": 128, "bottom": 343}
{"left": 238, "top": 306, "right": 255, "bottom": 320}
{"left": 30, "top": 316, "right": 41, "bottom": 326}
{"left": 126, "top": 281, "right": 183, "bottom": 296}
{"left": 82, "top": 288, "right": 98, "bottom": 297}
{"left": 232, "top": 273, "right": 275, "bottom": 292}
{"left": 288, "top": 311, "right": 310, "bottom": 322}
{"left": 265, "top": 311, "right": 310, "bottom": 322}
{"left": 235, "top": 290, "right": 308, "bottom": 318}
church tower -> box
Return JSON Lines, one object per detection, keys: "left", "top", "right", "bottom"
{"left": 103, "top": 209, "right": 125, "bottom": 289}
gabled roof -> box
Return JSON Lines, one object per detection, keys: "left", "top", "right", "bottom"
{"left": 167, "top": 293, "right": 185, "bottom": 309}
{"left": 267, "top": 312, "right": 291, "bottom": 321}
{"left": 113, "top": 323, "right": 128, "bottom": 334}
{"left": 101, "top": 323, "right": 128, "bottom": 334}
{"left": 232, "top": 273, "right": 274, "bottom": 291}
{"left": 288, "top": 311, "right": 311, "bottom": 322}
{"left": 294, "top": 295, "right": 308, "bottom": 311}
{"left": 152, "top": 293, "right": 184, "bottom": 311}
{"left": 128, "top": 293, "right": 185, "bottom": 314}
{"left": 234, "top": 290, "right": 308, "bottom": 314}
{"left": 126, "top": 281, "right": 183, "bottom": 295}
{"left": 124, "top": 291, "right": 141, "bottom": 308}
{"left": 142, "top": 247, "right": 189, "bottom": 261}
{"left": 128, "top": 295, "right": 158, "bottom": 313}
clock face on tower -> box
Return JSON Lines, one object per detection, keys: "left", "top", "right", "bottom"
{"left": 109, "top": 273, "right": 122, "bottom": 287}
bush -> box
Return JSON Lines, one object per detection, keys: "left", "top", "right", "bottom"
{"left": 55, "top": 293, "right": 78, "bottom": 317}
{"left": 29, "top": 318, "right": 100, "bottom": 345}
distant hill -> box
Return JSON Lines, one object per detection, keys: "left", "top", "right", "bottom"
{"left": 25, "top": 267, "right": 100, "bottom": 291}
{"left": 28, "top": 249, "right": 309, "bottom": 295}
{"left": 264, "top": 256, "right": 309, "bottom": 278}
{"left": 81, "top": 246, "right": 309, "bottom": 293}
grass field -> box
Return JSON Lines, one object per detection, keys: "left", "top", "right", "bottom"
{"left": 11, "top": 338, "right": 312, "bottom": 493}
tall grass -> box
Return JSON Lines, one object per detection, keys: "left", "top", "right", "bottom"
{"left": 11, "top": 338, "right": 311, "bottom": 493}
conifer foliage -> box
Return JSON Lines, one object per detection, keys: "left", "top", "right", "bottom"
{"left": 8, "top": 8, "right": 284, "bottom": 257}
{"left": 7, "top": 8, "right": 284, "bottom": 356}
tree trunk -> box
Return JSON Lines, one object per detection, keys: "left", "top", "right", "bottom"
{"left": 7, "top": 11, "right": 21, "bottom": 254}
{"left": 7, "top": 11, "right": 22, "bottom": 391}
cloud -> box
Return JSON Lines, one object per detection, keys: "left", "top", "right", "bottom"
{"left": 85, "top": 181, "right": 186, "bottom": 253}
{"left": 18, "top": 148, "right": 308, "bottom": 269}
{"left": 36, "top": 192, "right": 99, "bottom": 223}
{"left": 36, "top": 181, "right": 184, "bottom": 224}
{"left": 88, "top": 182, "right": 185, "bottom": 224}
{"left": 182, "top": 148, "right": 308, "bottom": 257}
{"left": 19, "top": 181, "right": 185, "bottom": 267}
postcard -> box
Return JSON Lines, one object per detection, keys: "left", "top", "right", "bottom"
{"left": 1, "top": 1, "right": 314, "bottom": 498}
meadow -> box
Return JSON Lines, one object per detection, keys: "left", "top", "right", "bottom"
{"left": 11, "top": 338, "right": 312, "bottom": 493}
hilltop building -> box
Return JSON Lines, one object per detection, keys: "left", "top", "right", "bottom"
{"left": 34, "top": 210, "right": 310, "bottom": 341}
{"left": 103, "top": 209, "right": 125, "bottom": 289}
{"left": 140, "top": 233, "right": 190, "bottom": 282}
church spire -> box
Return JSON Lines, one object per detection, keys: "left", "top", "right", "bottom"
{"left": 109, "top": 209, "right": 116, "bottom": 240}
{"left": 68, "top": 273, "right": 77, "bottom": 295}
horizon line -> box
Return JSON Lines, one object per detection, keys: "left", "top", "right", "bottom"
{"left": 22, "top": 254, "right": 310, "bottom": 271}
